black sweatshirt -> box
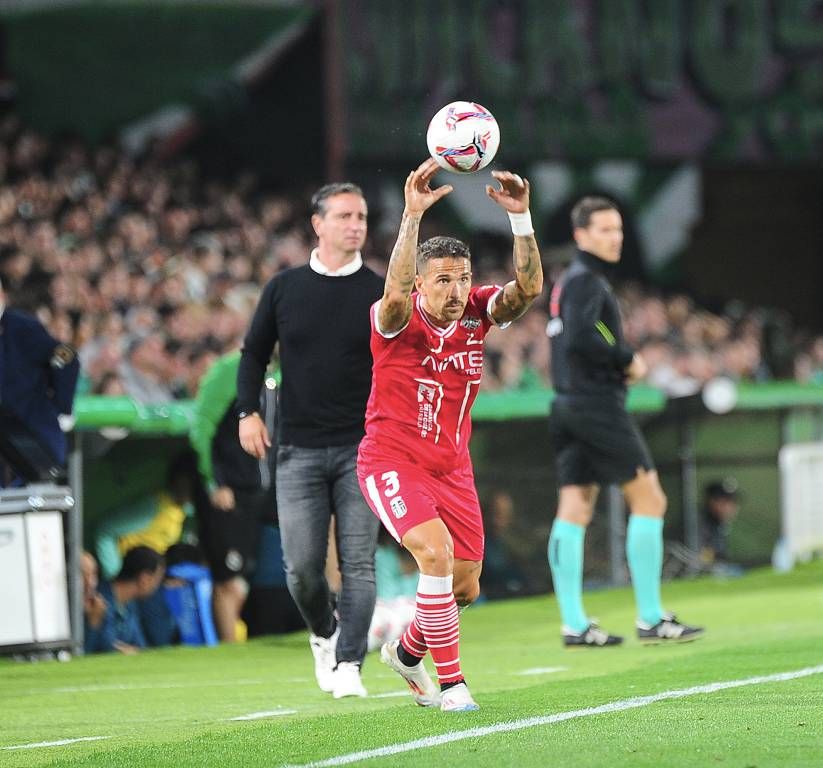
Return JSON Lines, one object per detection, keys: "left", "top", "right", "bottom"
{"left": 237, "top": 264, "right": 384, "bottom": 447}
{"left": 548, "top": 250, "right": 634, "bottom": 397}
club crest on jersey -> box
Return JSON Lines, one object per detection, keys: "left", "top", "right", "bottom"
{"left": 460, "top": 316, "right": 481, "bottom": 331}
{"left": 390, "top": 496, "right": 407, "bottom": 519}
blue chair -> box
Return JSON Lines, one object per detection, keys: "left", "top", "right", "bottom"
{"left": 163, "top": 563, "right": 219, "bottom": 646}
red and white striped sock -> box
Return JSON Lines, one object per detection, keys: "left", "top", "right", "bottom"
{"left": 399, "top": 615, "right": 427, "bottom": 660}
{"left": 413, "top": 573, "right": 463, "bottom": 688}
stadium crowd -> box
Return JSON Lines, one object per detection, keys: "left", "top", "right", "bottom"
{"left": 0, "top": 116, "right": 821, "bottom": 401}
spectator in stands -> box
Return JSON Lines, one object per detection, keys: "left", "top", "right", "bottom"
{"left": 84, "top": 545, "right": 165, "bottom": 655}
{"left": 137, "top": 542, "right": 212, "bottom": 648}
{"left": 481, "top": 489, "right": 531, "bottom": 599}
{"left": 701, "top": 478, "right": 741, "bottom": 571}
{"left": 119, "top": 334, "right": 174, "bottom": 403}
{"left": 81, "top": 550, "right": 108, "bottom": 642}
{"left": 0, "top": 276, "right": 79, "bottom": 486}
{"left": 0, "top": 115, "right": 818, "bottom": 405}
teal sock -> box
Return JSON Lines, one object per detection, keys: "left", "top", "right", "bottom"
{"left": 626, "top": 515, "right": 665, "bottom": 626}
{"left": 548, "top": 519, "right": 588, "bottom": 633}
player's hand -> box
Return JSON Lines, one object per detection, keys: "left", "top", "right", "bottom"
{"left": 625, "top": 353, "right": 648, "bottom": 384}
{"left": 210, "top": 486, "right": 236, "bottom": 511}
{"left": 486, "top": 171, "right": 530, "bottom": 213}
{"left": 239, "top": 412, "right": 271, "bottom": 459}
{"left": 404, "top": 158, "right": 453, "bottom": 216}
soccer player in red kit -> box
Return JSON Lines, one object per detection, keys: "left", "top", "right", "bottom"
{"left": 357, "top": 158, "right": 543, "bottom": 711}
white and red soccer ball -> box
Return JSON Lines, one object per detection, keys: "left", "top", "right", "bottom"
{"left": 426, "top": 101, "right": 500, "bottom": 173}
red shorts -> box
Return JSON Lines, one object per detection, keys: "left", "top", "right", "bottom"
{"left": 357, "top": 453, "right": 484, "bottom": 562}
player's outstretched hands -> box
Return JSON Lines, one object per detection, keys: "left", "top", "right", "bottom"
{"left": 486, "top": 170, "right": 530, "bottom": 214}
{"left": 405, "top": 158, "right": 453, "bottom": 216}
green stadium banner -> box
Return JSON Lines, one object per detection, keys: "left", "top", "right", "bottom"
{"left": 340, "top": 0, "right": 823, "bottom": 162}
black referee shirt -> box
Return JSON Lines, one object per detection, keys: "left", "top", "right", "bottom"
{"left": 237, "top": 263, "right": 384, "bottom": 448}
{"left": 548, "top": 250, "right": 634, "bottom": 397}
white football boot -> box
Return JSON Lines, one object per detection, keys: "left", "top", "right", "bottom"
{"left": 380, "top": 640, "right": 441, "bottom": 707}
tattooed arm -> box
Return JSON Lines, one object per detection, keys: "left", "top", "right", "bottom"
{"left": 486, "top": 171, "right": 544, "bottom": 324}
{"left": 378, "top": 158, "right": 453, "bottom": 334}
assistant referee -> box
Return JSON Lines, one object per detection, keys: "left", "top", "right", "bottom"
{"left": 545, "top": 196, "right": 703, "bottom": 647}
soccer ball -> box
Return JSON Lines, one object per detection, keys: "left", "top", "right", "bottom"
{"left": 426, "top": 101, "right": 500, "bottom": 174}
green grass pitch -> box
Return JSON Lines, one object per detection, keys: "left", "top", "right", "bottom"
{"left": 2, "top": 561, "right": 822, "bottom": 767}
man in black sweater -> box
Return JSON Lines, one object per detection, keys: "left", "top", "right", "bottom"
{"left": 237, "top": 182, "right": 383, "bottom": 698}
{"left": 546, "top": 196, "right": 703, "bottom": 648}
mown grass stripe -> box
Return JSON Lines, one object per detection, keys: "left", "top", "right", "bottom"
{"left": 283, "top": 664, "right": 823, "bottom": 768}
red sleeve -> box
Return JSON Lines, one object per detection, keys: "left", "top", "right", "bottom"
{"left": 469, "top": 284, "right": 505, "bottom": 332}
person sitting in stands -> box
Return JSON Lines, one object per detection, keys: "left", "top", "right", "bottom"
{"left": 84, "top": 545, "right": 164, "bottom": 655}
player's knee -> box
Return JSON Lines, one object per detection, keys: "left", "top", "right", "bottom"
{"left": 557, "top": 504, "right": 593, "bottom": 527}
{"left": 415, "top": 542, "right": 453, "bottom": 575}
{"left": 655, "top": 486, "right": 668, "bottom": 517}
{"left": 646, "top": 478, "right": 667, "bottom": 517}
{"left": 215, "top": 577, "right": 247, "bottom": 600}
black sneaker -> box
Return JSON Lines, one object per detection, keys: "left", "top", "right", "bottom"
{"left": 637, "top": 612, "right": 705, "bottom": 644}
{"left": 563, "top": 622, "right": 624, "bottom": 648}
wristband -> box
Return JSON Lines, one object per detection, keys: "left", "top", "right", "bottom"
{"left": 508, "top": 210, "right": 534, "bottom": 237}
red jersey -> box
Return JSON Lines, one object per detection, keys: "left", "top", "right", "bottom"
{"left": 360, "top": 285, "right": 504, "bottom": 473}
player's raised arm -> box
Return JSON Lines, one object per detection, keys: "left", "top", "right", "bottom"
{"left": 378, "top": 158, "right": 453, "bottom": 334}
{"left": 486, "top": 171, "right": 544, "bottom": 324}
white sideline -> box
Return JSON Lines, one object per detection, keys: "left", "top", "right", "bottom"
{"left": 2, "top": 736, "right": 111, "bottom": 751}
{"left": 281, "top": 664, "right": 823, "bottom": 768}
{"left": 229, "top": 710, "right": 297, "bottom": 721}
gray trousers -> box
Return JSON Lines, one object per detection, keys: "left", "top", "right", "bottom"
{"left": 276, "top": 443, "right": 379, "bottom": 665}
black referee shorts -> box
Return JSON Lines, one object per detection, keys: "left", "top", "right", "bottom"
{"left": 549, "top": 393, "right": 654, "bottom": 488}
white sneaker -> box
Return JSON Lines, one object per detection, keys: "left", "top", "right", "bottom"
{"left": 380, "top": 640, "right": 441, "bottom": 707}
{"left": 332, "top": 661, "right": 367, "bottom": 699}
{"left": 440, "top": 682, "right": 479, "bottom": 712}
{"left": 309, "top": 628, "right": 338, "bottom": 693}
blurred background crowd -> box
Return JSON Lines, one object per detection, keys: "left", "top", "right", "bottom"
{"left": 1, "top": 115, "right": 822, "bottom": 404}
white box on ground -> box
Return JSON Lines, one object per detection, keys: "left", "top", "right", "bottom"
{"left": 26, "top": 511, "right": 70, "bottom": 642}
{"left": 0, "top": 514, "right": 36, "bottom": 645}
{"left": 0, "top": 487, "right": 72, "bottom": 649}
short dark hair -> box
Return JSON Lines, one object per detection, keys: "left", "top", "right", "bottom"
{"left": 116, "top": 546, "right": 163, "bottom": 582}
{"left": 311, "top": 182, "right": 364, "bottom": 216}
{"left": 570, "top": 196, "right": 619, "bottom": 229}
{"left": 416, "top": 236, "right": 471, "bottom": 273}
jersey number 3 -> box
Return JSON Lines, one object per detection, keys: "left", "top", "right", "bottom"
{"left": 379, "top": 471, "right": 407, "bottom": 519}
